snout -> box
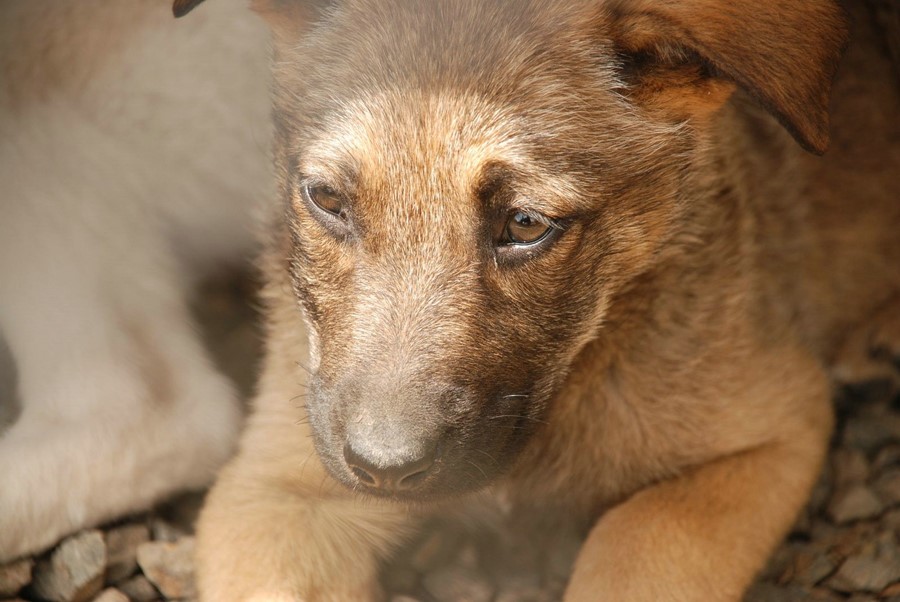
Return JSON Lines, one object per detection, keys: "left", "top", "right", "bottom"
{"left": 342, "top": 418, "right": 441, "bottom": 493}
{"left": 308, "top": 369, "right": 535, "bottom": 498}
{"left": 343, "top": 440, "right": 438, "bottom": 491}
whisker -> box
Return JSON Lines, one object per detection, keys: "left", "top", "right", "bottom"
{"left": 488, "top": 414, "right": 548, "bottom": 425}
{"left": 464, "top": 458, "right": 489, "bottom": 481}
{"left": 471, "top": 448, "right": 499, "bottom": 466}
{"left": 294, "top": 360, "right": 314, "bottom": 375}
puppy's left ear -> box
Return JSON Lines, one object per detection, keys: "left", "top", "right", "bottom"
{"left": 173, "top": 0, "right": 206, "bottom": 17}
{"left": 607, "top": 0, "right": 849, "bottom": 154}
{"left": 173, "top": 0, "right": 328, "bottom": 43}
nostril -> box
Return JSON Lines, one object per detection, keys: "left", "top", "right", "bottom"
{"left": 349, "top": 465, "right": 376, "bottom": 485}
{"left": 397, "top": 467, "right": 430, "bottom": 490}
{"left": 343, "top": 440, "right": 438, "bottom": 491}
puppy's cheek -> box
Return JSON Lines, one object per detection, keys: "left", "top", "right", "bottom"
{"left": 302, "top": 387, "right": 347, "bottom": 482}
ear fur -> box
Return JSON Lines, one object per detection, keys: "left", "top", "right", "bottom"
{"left": 173, "top": 0, "right": 326, "bottom": 43}
{"left": 607, "top": 0, "right": 850, "bottom": 154}
{"left": 249, "top": 0, "right": 327, "bottom": 42}
{"left": 172, "top": 0, "right": 207, "bottom": 18}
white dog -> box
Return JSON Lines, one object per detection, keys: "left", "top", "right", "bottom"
{"left": 0, "top": 0, "right": 271, "bottom": 560}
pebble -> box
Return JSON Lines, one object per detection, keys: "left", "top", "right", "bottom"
{"left": 780, "top": 547, "right": 837, "bottom": 586}
{"left": 30, "top": 530, "right": 106, "bottom": 602}
{"left": 0, "top": 558, "right": 33, "bottom": 597}
{"left": 494, "top": 585, "right": 555, "bottom": 602}
{"left": 136, "top": 538, "right": 196, "bottom": 600}
{"left": 843, "top": 412, "right": 900, "bottom": 453}
{"left": 117, "top": 575, "right": 160, "bottom": 602}
{"left": 828, "top": 535, "right": 900, "bottom": 593}
{"left": 827, "top": 484, "right": 884, "bottom": 524}
{"left": 149, "top": 520, "right": 186, "bottom": 545}
{"left": 421, "top": 565, "right": 494, "bottom": 602}
{"left": 104, "top": 524, "right": 150, "bottom": 584}
{"left": 832, "top": 448, "right": 869, "bottom": 486}
{"left": 744, "top": 583, "right": 823, "bottom": 602}
{"left": 874, "top": 444, "right": 900, "bottom": 473}
{"left": 91, "top": 588, "right": 129, "bottom": 602}
{"left": 874, "top": 468, "right": 900, "bottom": 506}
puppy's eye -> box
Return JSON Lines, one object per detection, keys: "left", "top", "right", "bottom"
{"left": 304, "top": 184, "right": 345, "bottom": 217}
{"left": 501, "top": 211, "right": 552, "bottom": 245}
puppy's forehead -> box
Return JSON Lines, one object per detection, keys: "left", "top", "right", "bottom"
{"left": 300, "top": 90, "right": 537, "bottom": 192}
{"left": 278, "top": 0, "right": 636, "bottom": 218}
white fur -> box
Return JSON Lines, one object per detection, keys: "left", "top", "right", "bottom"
{"left": 0, "top": 0, "right": 272, "bottom": 560}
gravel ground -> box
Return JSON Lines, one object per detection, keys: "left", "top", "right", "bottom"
{"left": 2, "top": 275, "right": 899, "bottom": 602}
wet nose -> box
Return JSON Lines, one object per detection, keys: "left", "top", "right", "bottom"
{"left": 343, "top": 442, "right": 437, "bottom": 491}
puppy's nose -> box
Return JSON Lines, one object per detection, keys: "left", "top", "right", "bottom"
{"left": 343, "top": 442, "right": 437, "bottom": 491}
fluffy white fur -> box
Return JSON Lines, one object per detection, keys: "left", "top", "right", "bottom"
{"left": 0, "top": 0, "right": 272, "bottom": 560}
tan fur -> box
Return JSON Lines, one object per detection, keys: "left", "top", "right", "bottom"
{"left": 190, "top": 0, "right": 900, "bottom": 600}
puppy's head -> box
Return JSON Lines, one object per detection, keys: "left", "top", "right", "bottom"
{"left": 178, "top": 0, "right": 847, "bottom": 500}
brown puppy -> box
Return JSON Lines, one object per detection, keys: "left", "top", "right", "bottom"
{"left": 177, "top": 0, "right": 900, "bottom": 599}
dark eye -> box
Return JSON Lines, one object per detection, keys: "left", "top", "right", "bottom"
{"left": 304, "top": 184, "right": 345, "bottom": 217}
{"left": 501, "top": 211, "right": 552, "bottom": 245}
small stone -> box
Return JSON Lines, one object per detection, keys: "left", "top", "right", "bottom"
{"left": 30, "top": 530, "right": 107, "bottom": 602}
{"left": 0, "top": 558, "right": 33, "bottom": 597}
{"left": 136, "top": 538, "right": 196, "bottom": 599}
{"left": 843, "top": 412, "right": 900, "bottom": 453}
{"left": 827, "top": 534, "right": 900, "bottom": 593}
{"left": 105, "top": 524, "right": 150, "bottom": 584}
{"left": 832, "top": 449, "right": 869, "bottom": 487}
{"left": 830, "top": 524, "right": 877, "bottom": 560}
{"left": 117, "top": 575, "right": 159, "bottom": 602}
{"left": 761, "top": 543, "right": 801, "bottom": 582}
{"left": 881, "top": 581, "right": 900, "bottom": 597}
{"left": 780, "top": 548, "right": 836, "bottom": 586}
{"left": 827, "top": 485, "right": 884, "bottom": 524}
{"left": 809, "top": 586, "right": 844, "bottom": 600}
{"left": 874, "top": 444, "right": 900, "bottom": 474}
{"left": 149, "top": 519, "right": 186, "bottom": 544}
{"left": 92, "top": 588, "right": 129, "bottom": 602}
{"left": 743, "top": 583, "right": 818, "bottom": 602}
{"left": 874, "top": 468, "right": 900, "bottom": 506}
{"left": 495, "top": 584, "right": 553, "bottom": 602}
{"left": 881, "top": 507, "right": 900, "bottom": 532}
{"left": 422, "top": 565, "right": 494, "bottom": 602}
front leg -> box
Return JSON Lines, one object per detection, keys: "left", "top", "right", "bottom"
{"left": 565, "top": 387, "right": 832, "bottom": 601}
{"left": 196, "top": 347, "right": 417, "bottom": 601}
{"left": 197, "top": 449, "right": 414, "bottom": 602}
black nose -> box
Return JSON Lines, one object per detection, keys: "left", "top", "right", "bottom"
{"left": 343, "top": 442, "right": 437, "bottom": 491}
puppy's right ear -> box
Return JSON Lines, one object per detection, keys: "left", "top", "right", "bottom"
{"left": 173, "top": 0, "right": 330, "bottom": 42}
{"left": 604, "top": 0, "right": 848, "bottom": 154}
